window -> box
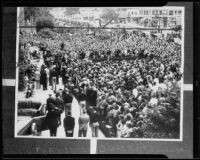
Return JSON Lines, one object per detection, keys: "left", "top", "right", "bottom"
{"left": 152, "top": 10, "right": 155, "bottom": 15}
{"left": 163, "top": 10, "right": 167, "bottom": 15}
{"left": 144, "top": 10, "right": 148, "bottom": 15}
{"left": 178, "top": 10, "right": 182, "bottom": 14}
{"left": 148, "top": 10, "right": 151, "bottom": 15}
{"left": 164, "top": 21, "right": 167, "bottom": 28}
{"left": 159, "top": 10, "right": 162, "bottom": 15}
{"left": 169, "top": 10, "right": 173, "bottom": 15}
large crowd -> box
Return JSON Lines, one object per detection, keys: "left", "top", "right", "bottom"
{"left": 19, "top": 28, "right": 182, "bottom": 138}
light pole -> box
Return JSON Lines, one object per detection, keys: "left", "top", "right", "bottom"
{"left": 155, "top": 13, "right": 161, "bottom": 33}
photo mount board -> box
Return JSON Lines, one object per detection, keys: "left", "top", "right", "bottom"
{"left": 2, "top": 1, "right": 193, "bottom": 158}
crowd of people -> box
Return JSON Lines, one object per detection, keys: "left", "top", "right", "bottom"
{"left": 19, "top": 28, "right": 182, "bottom": 138}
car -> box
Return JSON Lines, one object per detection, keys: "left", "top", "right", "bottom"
{"left": 16, "top": 100, "right": 48, "bottom": 136}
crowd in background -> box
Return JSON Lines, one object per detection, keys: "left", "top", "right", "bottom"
{"left": 19, "top": 28, "right": 182, "bottom": 138}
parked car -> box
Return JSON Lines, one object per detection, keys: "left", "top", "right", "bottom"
{"left": 17, "top": 100, "right": 48, "bottom": 136}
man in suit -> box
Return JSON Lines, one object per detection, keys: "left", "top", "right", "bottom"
{"left": 63, "top": 111, "right": 75, "bottom": 137}
{"left": 86, "top": 86, "right": 98, "bottom": 116}
{"left": 46, "top": 93, "right": 60, "bottom": 137}
{"left": 50, "top": 66, "right": 57, "bottom": 91}
{"left": 62, "top": 87, "right": 73, "bottom": 116}
{"left": 40, "top": 66, "right": 47, "bottom": 90}
{"left": 46, "top": 106, "right": 60, "bottom": 137}
{"left": 46, "top": 93, "right": 56, "bottom": 112}
{"left": 89, "top": 108, "right": 100, "bottom": 137}
{"left": 55, "top": 92, "right": 64, "bottom": 125}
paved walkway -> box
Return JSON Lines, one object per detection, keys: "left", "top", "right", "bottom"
{"left": 17, "top": 58, "right": 105, "bottom": 138}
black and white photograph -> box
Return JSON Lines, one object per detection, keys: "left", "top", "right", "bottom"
{"left": 15, "top": 6, "right": 184, "bottom": 140}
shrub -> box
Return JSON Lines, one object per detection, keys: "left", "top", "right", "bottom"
{"left": 141, "top": 103, "right": 180, "bottom": 138}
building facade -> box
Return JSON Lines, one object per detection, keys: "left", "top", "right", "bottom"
{"left": 123, "top": 8, "right": 182, "bottom": 29}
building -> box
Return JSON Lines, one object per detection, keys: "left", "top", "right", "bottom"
{"left": 52, "top": 8, "right": 102, "bottom": 27}
{"left": 109, "top": 8, "right": 183, "bottom": 29}
{"left": 48, "top": 7, "right": 183, "bottom": 29}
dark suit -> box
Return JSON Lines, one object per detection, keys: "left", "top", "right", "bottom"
{"left": 50, "top": 69, "right": 57, "bottom": 90}
{"left": 86, "top": 89, "right": 97, "bottom": 107}
{"left": 62, "top": 91, "right": 73, "bottom": 115}
{"left": 55, "top": 97, "right": 64, "bottom": 124}
{"left": 46, "top": 97, "right": 57, "bottom": 112}
{"left": 40, "top": 69, "right": 47, "bottom": 90}
{"left": 46, "top": 110, "right": 60, "bottom": 136}
{"left": 63, "top": 115, "right": 75, "bottom": 137}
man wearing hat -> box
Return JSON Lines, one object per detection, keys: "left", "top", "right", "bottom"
{"left": 46, "top": 93, "right": 56, "bottom": 112}
{"left": 46, "top": 93, "right": 60, "bottom": 137}
{"left": 62, "top": 87, "right": 73, "bottom": 116}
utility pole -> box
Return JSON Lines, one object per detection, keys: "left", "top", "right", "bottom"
{"left": 155, "top": 13, "right": 161, "bottom": 33}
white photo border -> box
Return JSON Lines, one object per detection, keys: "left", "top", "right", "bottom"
{"left": 14, "top": 6, "right": 185, "bottom": 141}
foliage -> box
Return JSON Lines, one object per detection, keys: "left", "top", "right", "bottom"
{"left": 24, "top": 7, "right": 41, "bottom": 22}
{"left": 24, "top": 7, "right": 54, "bottom": 26}
{"left": 141, "top": 100, "right": 180, "bottom": 138}
{"left": 36, "top": 18, "right": 55, "bottom": 32}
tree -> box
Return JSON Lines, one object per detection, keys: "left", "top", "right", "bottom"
{"left": 100, "top": 8, "right": 119, "bottom": 28}
{"left": 24, "top": 7, "right": 54, "bottom": 26}
{"left": 36, "top": 17, "right": 55, "bottom": 32}
{"left": 24, "top": 7, "right": 41, "bottom": 23}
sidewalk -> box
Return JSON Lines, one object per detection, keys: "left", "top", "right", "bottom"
{"left": 17, "top": 77, "right": 105, "bottom": 138}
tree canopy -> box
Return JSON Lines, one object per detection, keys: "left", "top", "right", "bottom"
{"left": 36, "top": 18, "right": 55, "bottom": 32}
{"left": 24, "top": 7, "right": 54, "bottom": 25}
{"left": 100, "top": 8, "right": 119, "bottom": 28}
